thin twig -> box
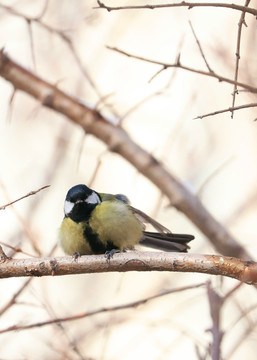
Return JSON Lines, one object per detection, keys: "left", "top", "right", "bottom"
{"left": 0, "top": 4, "right": 102, "bottom": 100}
{"left": 0, "top": 185, "right": 50, "bottom": 210}
{"left": 0, "top": 242, "right": 57, "bottom": 318}
{"left": 231, "top": 0, "right": 251, "bottom": 118}
{"left": 96, "top": 1, "right": 257, "bottom": 17}
{"left": 0, "top": 241, "right": 35, "bottom": 258}
{"left": 0, "top": 282, "right": 205, "bottom": 334}
{"left": 206, "top": 281, "right": 244, "bottom": 360}
{"left": 197, "top": 157, "right": 235, "bottom": 196}
{"left": 226, "top": 319, "right": 257, "bottom": 359}
{"left": 189, "top": 21, "right": 213, "bottom": 73}
{"left": 106, "top": 46, "right": 257, "bottom": 93}
{"left": 195, "top": 103, "right": 257, "bottom": 119}
{"left": 206, "top": 281, "right": 223, "bottom": 360}
{"left": 0, "top": 278, "right": 32, "bottom": 316}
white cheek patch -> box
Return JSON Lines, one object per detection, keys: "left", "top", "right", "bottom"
{"left": 86, "top": 192, "right": 101, "bottom": 204}
{"left": 64, "top": 200, "right": 74, "bottom": 215}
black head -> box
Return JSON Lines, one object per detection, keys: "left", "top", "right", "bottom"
{"left": 64, "top": 184, "right": 101, "bottom": 222}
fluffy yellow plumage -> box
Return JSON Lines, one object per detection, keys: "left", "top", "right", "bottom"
{"left": 59, "top": 184, "right": 194, "bottom": 256}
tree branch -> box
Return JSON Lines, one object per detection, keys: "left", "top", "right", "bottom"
{"left": 0, "top": 50, "right": 250, "bottom": 259}
{"left": 0, "top": 281, "right": 204, "bottom": 334}
{"left": 96, "top": 1, "right": 257, "bottom": 17}
{"left": 231, "top": 0, "right": 251, "bottom": 118}
{"left": 0, "top": 184, "right": 50, "bottom": 210}
{"left": 0, "top": 251, "right": 256, "bottom": 284}
{"left": 106, "top": 46, "right": 257, "bottom": 94}
{"left": 195, "top": 103, "right": 257, "bottom": 119}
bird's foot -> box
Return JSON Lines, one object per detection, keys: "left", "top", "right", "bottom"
{"left": 72, "top": 252, "right": 81, "bottom": 262}
{"left": 105, "top": 249, "right": 120, "bottom": 262}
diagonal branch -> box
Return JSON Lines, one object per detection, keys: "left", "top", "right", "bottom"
{"left": 0, "top": 50, "right": 249, "bottom": 258}
{"left": 0, "top": 184, "right": 50, "bottom": 210}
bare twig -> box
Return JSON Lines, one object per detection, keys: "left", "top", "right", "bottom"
{"left": 0, "top": 50, "right": 251, "bottom": 259}
{"left": 96, "top": 1, "right": 257, "bottom": 17}
{"left": 226, "top": 319, "right": 257, "bottom": 359}
{"left": 0, "top": 278, "right": 31, "bottom": 316}
{"left": 0, "top": 185, "right": 50, "bottom": 210}
{"left": 0, "top": 243, "right": 57, "bottom": 317}
{"left": 231, "top": 0, "right": 251, "bottom": 118}
{"left": 0, "top": 282, "right": 209, "bottom": 334}
{"left": 0, "top": 252, "right": 256, "bottom": 284}
{"left": 207, "top": 281, "right": 244, "bottom": 360}
{"left": 197, "top": 157, "right": 235, "bottom": 196}
{"left": 0, "top": 3, "right": 102, "bottom": 99}
{"left": 195, "top": 103, "right": 257, "bottom": 119}
{"left": 0, "top": 241, "right": 36, "bottom": 258}
{"left": 189, "top": 21, "right": 213, "bottom": 73}
{"left": 206, "top": 282, "right": 223, "bottom": 360}
{"left": 106, "top": 46, "right": 257, "bottom": 94}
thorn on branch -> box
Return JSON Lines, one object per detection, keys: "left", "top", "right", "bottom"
{"left": 0, "top": 245, "right": 11, "bottom": 262}
{"left": 176, "top": 53, "right": 181, "bottom": 66}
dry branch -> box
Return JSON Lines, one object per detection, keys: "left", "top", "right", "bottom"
{"left": 96, "top": 1, "right": 257, "bottom": 17}
{"left": 0, "top": 184, "right": 50, "bottom": 210}
{"left": 0, "top": 282, "right": 204, "bottom": 334}
{"left": 0, "top": 50, "right": 250, "bottom": 259}
{"left": 0, "top": 251, "right": 256, "bottom": 284}
{"left": 106, "top": 46, "right": 257, "bottom": 94}
{"left": 231, "top": 0, "right": 251, "bottom": 117}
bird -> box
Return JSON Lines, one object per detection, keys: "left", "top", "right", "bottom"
{"left": 59, "top": 184, "right": 194, "bottom": 256}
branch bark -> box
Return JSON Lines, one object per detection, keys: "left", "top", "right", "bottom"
{"left": 0, "top": 251, "right": 257, "bottom": 284}
{"left": 0, "top": 50, "right": 249, "bottom": 259}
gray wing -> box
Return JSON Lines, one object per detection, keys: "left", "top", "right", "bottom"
{"left": 116, "top": 194, "right": 194, "bottom": 252}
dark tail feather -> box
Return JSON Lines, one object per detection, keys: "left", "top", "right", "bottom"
{"left": 139, "top": 231, "right": 194, "bottom": 252}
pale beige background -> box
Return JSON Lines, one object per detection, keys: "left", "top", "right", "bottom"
{"left": 0, "top": 1, "right": 256, "bottom": 359}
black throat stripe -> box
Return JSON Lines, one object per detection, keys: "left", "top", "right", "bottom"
{"left": 84, "top": 225, "right": 118, "bottom": 254}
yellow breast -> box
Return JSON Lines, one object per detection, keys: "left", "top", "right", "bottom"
{"left": 59, "top": 217, "right": 92, "bottom": 255}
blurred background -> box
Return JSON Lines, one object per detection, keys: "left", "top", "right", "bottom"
{"left": 0, "top": 0, "right": 256, "bottom": 359}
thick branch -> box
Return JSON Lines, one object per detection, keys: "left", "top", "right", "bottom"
{"left": 0, "top": 252, "right": 256, "bottom": 284}
{"left": 0, "top": 50, "right": 249, "bottom": 258}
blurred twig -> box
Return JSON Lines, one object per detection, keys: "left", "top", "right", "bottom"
{"left": 0, "top": 282, "right": 205, "bottom": 334}
{"left": 0, "top": 3, "right": 102, "bottom": 99}
{"left": 0, "top": 242, "right": 57, "bottom": 318}
{"left": 206, "top": 281, "right": 243, "bottom": 360}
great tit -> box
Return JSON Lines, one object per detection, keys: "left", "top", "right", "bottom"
{"left": 59, "top": 184, "right": 194, "bottom": 256}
